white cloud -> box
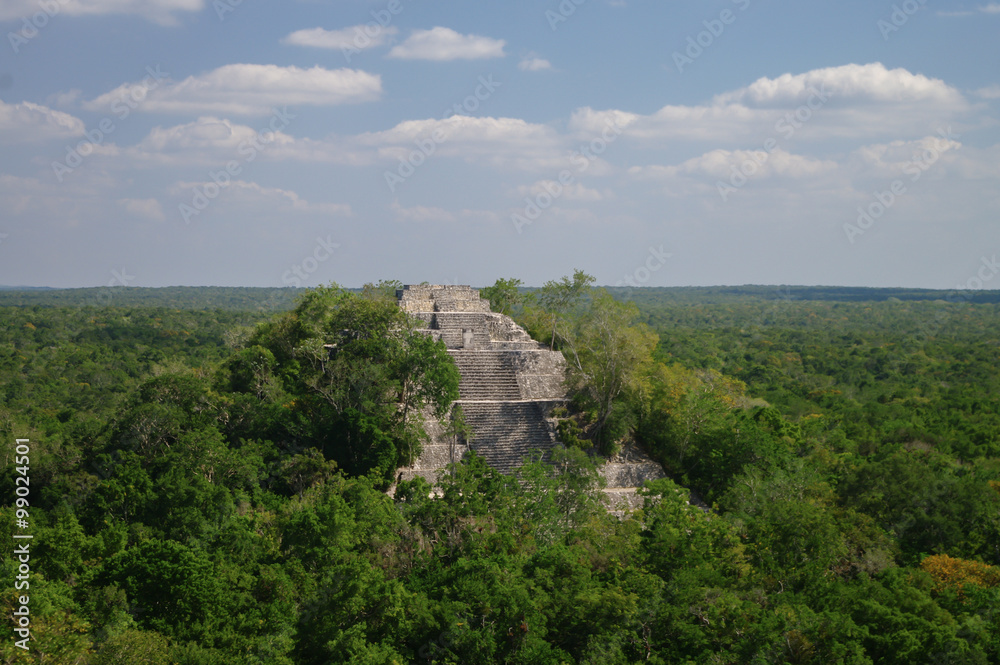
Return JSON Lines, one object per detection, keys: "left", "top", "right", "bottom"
{"left": 389, "top": 201, "right": 503, "bottom": 224}
{"left": 846, "top": 135, "right": 964, "bottom": 180}
{"left": 85, "top": 64, "right": 382, "bottom": 116}
{"left": 390, "top": 201, "right": 456, "bottom": 223}
{"left": 46, "top": 89, "right": 83, "bottom": 108}
{"left": 0, "top": 0, "right": 203, "bottom": 26}
{"left": 712, "top": 63, "right": 963, "bottom": 107}
{"left": 360, "top": 115, "right": 568, "bottom": 171}
{"left": 571, "top": 63, "right": 971, "bottom": 143}
{"left": 567, "top": 107, "right": 639, "bottom": 134}
{"left": 171, "top": 180, "right": 352, "bottom": 217}
{"left": 0, "top": 172, "right": 350, "bottom": 230}
{"left": 282, "top": 25, "right": 397, "bottom": 50}
{"left": 508, "top": 205, "right": 598, "bottom": 225}
{"left": 519, "top": 56, "right": 552, "bottom": 72}
{"left": 629, "top": 148, "right": 837, "bottom": 181}
{"left": 516, "top": 180, "right": 606, "bottom": 202}
{"left": 0, "top": 100, "right": 84, "bottom": 142}
{"left": 0, "top": 172, "right": 123, "bottom": 225}
{"left": 944, "top": 143, "right": 1000, "bottom": 180}
{"left": 361, "top": 115, "right": 550, "bottom": 145}
{"left": 109, "top": 114, "right": 560, "bottom": 173}
{"left": 116, "top": 116, "right": 367, "bottom": 167}
{"left": 88, "top": 112, "right": 578, "bottom": 175}
{"left": 0, "top": 174, "right": 56, "bottom": 216}
{"left": 623, "top": 136, "right": 997, "bottom": 212}
{"left": 975, "top": 84, "right": 1000, "bottom": 99}
{"left": 136, "top": 116, "right": 294, "bottom": 152}
{"left": 387, "top": 27, "right": 505, "bottom": 61}
{"left": 939, "top": 3, "right": 1000, "bottom": 15}
{"left": 118, "top": 198, "right": 165, "bottom": 221}
{"left": 72, "top": 115, "right": 413, "bottom": 172}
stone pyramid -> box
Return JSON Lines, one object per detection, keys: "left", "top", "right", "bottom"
{"left": 396, "top": 285, "right": 567, "bottom": 482}
{"left": 394, "top": 284, "right": 667, "bottom": 510}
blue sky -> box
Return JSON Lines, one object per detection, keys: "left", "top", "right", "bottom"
{"left": 1, "top": 0, "right": 998, "bottom": 289}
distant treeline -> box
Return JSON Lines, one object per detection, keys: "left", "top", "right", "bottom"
{"left": 3, "top": 284, "right": 999, "bottom": 310}
{"left": 603, "top": 285, "right": 1000, "bottom": 305}
{"left": 0, "top": 286, "right": 305, "bottom": 310}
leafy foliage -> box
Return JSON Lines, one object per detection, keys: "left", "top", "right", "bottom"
{"left": 2, "top": 284, "right": 1000, "bottom": 663}
{"left": 480, "top": 277, "right": 523, "bottom": 316}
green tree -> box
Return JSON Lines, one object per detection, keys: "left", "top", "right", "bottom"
{"left": 247, "top": 284, "right": 460, "bottom": 480}
{"left": 91, "top": 539, "right": 224, "bottom": 642}
{"left": 535, "top": 269, "right": 595, "bottom": 350}
{"left": 361, "top": 279, "right": 403, "bottom": 303}
{"left": 481, "top": 278, "right": 523, "bottom": 315}
{"left": 564, "top": 290, "right": 658, "bottom": 452}
{"left": 443, "top": 403, "right": 473, "bottom": 467}
{"left": 215, "top": 345, "right": 279, "bottom": 400}
{"left": 94, "top": 629, "right": 172, "bottom": 665}
{"left": 637, "top": 362, "right": 748, "bottom": 473}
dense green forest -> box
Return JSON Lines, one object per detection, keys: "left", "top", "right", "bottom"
{"left": 0, "top": 287, "right": 303, "bottom": 312}
{"left": 1, "top": 283, "right": 999, "bottom": 664}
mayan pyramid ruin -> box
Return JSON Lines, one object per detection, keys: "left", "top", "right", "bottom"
{"left": 395, "top": 284, "right": 566, "bottom": 480}
{"left": 395, "top": 284, "right": 666, "bottom": 508}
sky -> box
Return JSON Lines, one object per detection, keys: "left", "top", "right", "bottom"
{"left": 0, "top": 0, "right": 998, "bottom": 290}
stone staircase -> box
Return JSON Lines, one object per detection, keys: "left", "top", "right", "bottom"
{"left": 458, "top": 401, "right": 556, "bottom": 473}
{"left": 450, "top": 350, "right": 521, "bottom": 400}
{"left": 433, "top": 312, "right": 488, "bottom": 330}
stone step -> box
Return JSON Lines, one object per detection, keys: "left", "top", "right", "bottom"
{"left": 458, "top": 401, "right": 556, "bottom": 472}
{"left": 432, "top": 312, "right": 488, "bottom": 330}
{"left": 449, "top": 350, "right": 521, "bottom": 400}
{"left": 433, "top": 296, "right": 489, "bottom": 313}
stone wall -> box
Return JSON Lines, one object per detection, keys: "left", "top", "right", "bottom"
{"left": 397, "top": 284, "right": 490, "bottom": 315}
